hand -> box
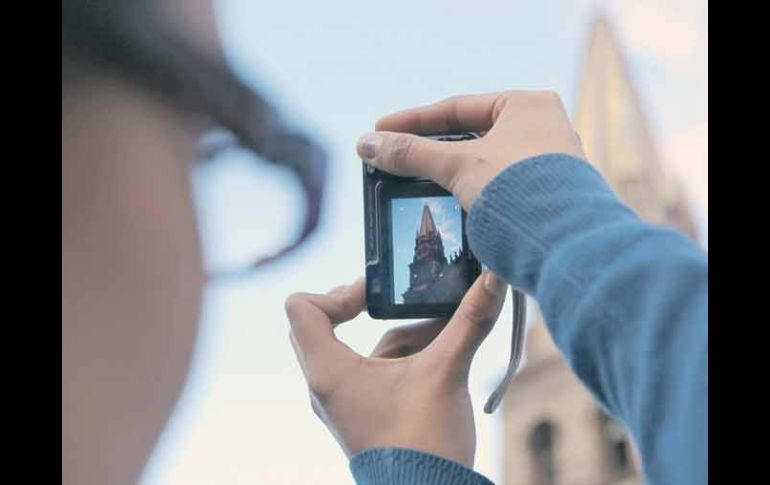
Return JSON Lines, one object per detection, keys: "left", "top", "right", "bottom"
{"left": 285, "top": 272, "right": 508, "bottom": 468}
{"left": 356, "top": 90, "right": 585, "bottom": 209}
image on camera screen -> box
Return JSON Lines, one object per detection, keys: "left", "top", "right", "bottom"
{"left": 391, "top": 196, "right": 470, "bottom": 305}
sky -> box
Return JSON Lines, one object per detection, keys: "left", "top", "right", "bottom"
{"left": 391, "top": 196, "right": 463, "bottom": 303}
{"left": 141, "top": 1, "right": 707, "bottom": 484}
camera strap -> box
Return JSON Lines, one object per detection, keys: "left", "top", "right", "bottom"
{"left": 483, "top": 288, "right": 527, "bottom": 414}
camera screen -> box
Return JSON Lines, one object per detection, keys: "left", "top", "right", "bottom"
{"left": 390, "top": 196, "right": 470, "bottom": 305}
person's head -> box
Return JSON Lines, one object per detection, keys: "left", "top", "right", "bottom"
{"left": 62, "top": 2, "right": 324, "bottom": 482}
{"left": 62, "top": 1, "right": 221, "bottom": 482}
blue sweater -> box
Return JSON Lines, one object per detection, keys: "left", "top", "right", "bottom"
{"left": 350, "top": 154, "right": 708, "bottom": 484}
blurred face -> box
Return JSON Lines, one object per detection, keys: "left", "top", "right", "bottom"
{"left": 62, "top": 73, "right": 205, "bottom": 483}
{"left": 61, "top": 1, "right": 221, "bottom": 483}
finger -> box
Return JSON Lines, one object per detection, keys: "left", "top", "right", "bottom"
{"left": 357, "top": 131, "right": 468, "bottom": 188}
{"left": 298, "top": 277, "right": 366, "bottom": 327}
{"left": 284, "top": 278, "right": 364, "bottom": 373}
{"left": 370, "top": 319, "right": 448, "bottom": 359}
{"left": 374, "top": 92, "right": 506, "bottom": 135}
{"left": 427, "top": 271, "right": 508, "bottom": 368}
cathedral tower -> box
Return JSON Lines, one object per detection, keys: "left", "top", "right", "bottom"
{"left": 402, "top": 204, "right": 448, "bottom": 302}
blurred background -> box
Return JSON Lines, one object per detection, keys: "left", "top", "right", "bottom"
{"left": 140, "top": 0, "right": 707, "bottom": 483}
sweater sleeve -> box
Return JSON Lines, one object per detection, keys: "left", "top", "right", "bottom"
{"left": 466, "top": 153, "right": 708, "bottom": 485}
{"left": 350, "top": 448, "right": 494, "bottom": 485}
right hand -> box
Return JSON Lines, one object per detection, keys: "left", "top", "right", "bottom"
{"left": 285, "top": 272, "right": 508, "bottom": 468}
{"left": 356, "top": 90, "right": 585, "bottom": 210}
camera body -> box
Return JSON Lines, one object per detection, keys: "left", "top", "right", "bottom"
{"left": 363, "top": 133, "right": 482, "bottom": 319}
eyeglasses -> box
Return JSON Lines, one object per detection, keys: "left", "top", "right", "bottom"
{"left": 194, "top": 126, "right": 327, "bottom": 279}
{"left": 63, "top": 1, "right": 327, "bottom": 279}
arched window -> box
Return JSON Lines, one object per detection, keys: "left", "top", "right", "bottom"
{"left": 598, "top": 411, "right": 632, "bottom": 477}
{"left": 528, "top": 420, "right": 557, "bottom": 485}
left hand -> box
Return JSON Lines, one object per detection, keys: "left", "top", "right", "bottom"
{"left": 285, "top": 272, "right": 507, "bottom": 467}
{"left": 356, "top": 90, "right": 585, "bottom": 210}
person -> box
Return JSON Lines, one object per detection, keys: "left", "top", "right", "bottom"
{"left": 286, "top": 91, "right": 707, "bottom": 485}
{"left": 62, "top": 2, "right": 707, "bottom": 484}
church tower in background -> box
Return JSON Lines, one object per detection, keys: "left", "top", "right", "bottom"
{"left": 501, "top": 15, "right": 699, "bottom": 485}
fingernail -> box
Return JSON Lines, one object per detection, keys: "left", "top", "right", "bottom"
{"left": 484, "top": 271, "right": 507, "bottom": 296}
{"left": 358, "top": 133, "right": 383, "bottom": 160}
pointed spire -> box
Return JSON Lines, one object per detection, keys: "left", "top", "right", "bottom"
{"left": 574, "top": 13, "right": 698, "bottom": 238}
{"left": 575, "top": 12, "right": 660, "bottom": 181}
{"left": 418, "top": 204, "right": 438, "bottom": 237}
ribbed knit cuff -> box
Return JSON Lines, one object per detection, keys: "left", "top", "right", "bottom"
{"left": 350, "top": 448, "right": 494, "bottom": 485}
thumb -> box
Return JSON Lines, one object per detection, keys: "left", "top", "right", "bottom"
{"left": 357, "top": 131, "right": 465, "bottom": 189}
{"left": 426, "top": 271, "right": 508, "bottom": 374}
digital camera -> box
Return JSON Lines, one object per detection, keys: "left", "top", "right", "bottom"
{"left": 363, "top": 132, "right": 482, "bottom": 319}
